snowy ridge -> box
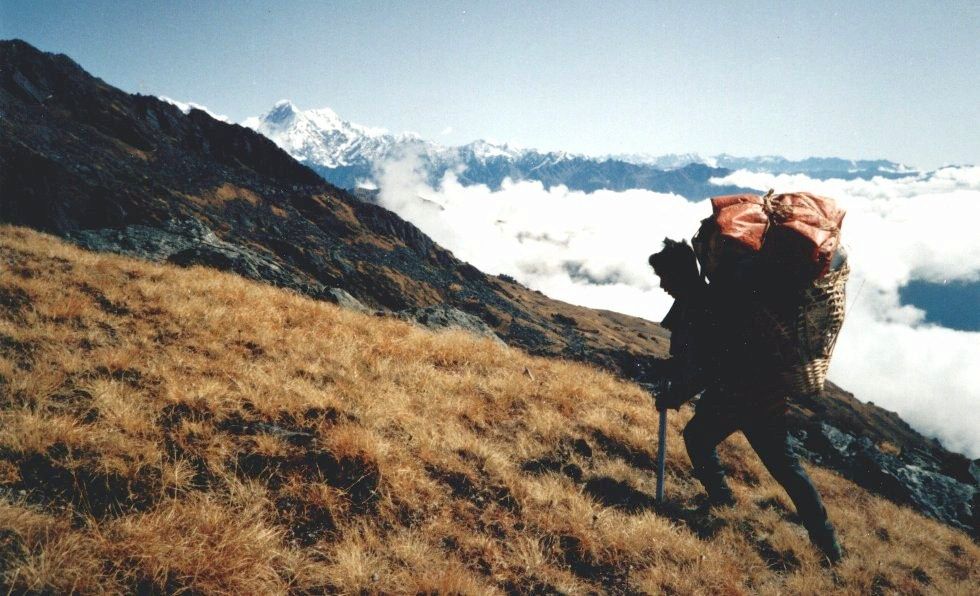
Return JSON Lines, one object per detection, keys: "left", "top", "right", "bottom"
{"left": 242, "top": 100, "right": 427, "bottom": 168}
{"left": 242, "top": 100, "right": 542, "bottom": 171}
{"left": 243, "top": 100, "right": 918, "bottom": 194}
{"left": 243, "top": 101, "right": 537, "bottom": 173}
{"left": 607, "top": 151, "right": 913, "bottom": 176}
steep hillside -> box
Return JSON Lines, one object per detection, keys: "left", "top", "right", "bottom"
{"left": 0, "top": 38, "right": 670, "bottom": 374}
{"left": 0, "top": 39, "right": 975, "bottom": 532}
{"left": 0, "top": 227, "right": 977, "bottom": 594}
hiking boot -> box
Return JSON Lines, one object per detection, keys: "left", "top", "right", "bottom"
{"left": 809, "top": 527, "right": 843, "bottom": 565}
{"left": 693, "top": 488, "right": 736, "bottom": 513}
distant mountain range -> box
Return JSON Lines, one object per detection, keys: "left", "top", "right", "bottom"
{"left": 239, "top": 100, "right": 916, "bottom": 198}
{"left": 606, "top": 152, "right": 916, "bottom": 179}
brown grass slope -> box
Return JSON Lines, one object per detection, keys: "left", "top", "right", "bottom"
{"left": 0, "top": 225, "right": 976, "bottom": 595}
{"left": 3, "top": 39, "right": 974, "bottom": 523}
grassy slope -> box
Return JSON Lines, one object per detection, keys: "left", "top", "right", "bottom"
{"left": 0, "top": 225, "right": 975, "bottom": 595}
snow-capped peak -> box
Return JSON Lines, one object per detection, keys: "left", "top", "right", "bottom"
{"left": 244, "top": 100, "right": 409, "bottom": 168}
{"left": 604, "top": 152, "right": 712, "bottom": 169}
{"left": 461, "top": 139, "right": 522, "bottom": 161}
{"left": 266, "top": 99, "right": 299, "bottom": 123}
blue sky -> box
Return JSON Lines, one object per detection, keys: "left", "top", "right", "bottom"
{"left": 2, "top": 0, "right": 977, "bottom": 168}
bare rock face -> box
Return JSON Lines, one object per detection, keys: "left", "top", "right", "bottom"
{"left": 69, "top": 218, "right": 220, "bottom": 259}
{"left": 322, "top": 287, "right": 372, "bottom": 314}
{"left": 397, "top": 304, "right": 504, "bottom": 344}
{"left": 790, "top": 423, "right": 977, "bottom": 535}
{"left": 69, "top": 219, "right": 325, "bottom": 298}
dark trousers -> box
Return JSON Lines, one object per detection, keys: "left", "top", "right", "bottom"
{"left": 682, "top": 394, "right": 835, "bottom": 537}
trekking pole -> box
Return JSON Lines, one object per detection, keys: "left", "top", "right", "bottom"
{"left": 656, "top": 406, "right": 667, "bottom": 502}
{"left": 640, "top": 380, "right": 669, "bottom": 503}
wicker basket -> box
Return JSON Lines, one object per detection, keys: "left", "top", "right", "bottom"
{"left": 752, "top": 264, "right": 850, "bottom": 395}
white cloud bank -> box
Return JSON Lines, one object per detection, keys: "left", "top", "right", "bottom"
{"left": 374, "top": 154, "right": 980, "bottom": 458}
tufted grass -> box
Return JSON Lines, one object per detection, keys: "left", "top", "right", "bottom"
{"left": 0, "top": 224, "right": 976, "bottom": 594}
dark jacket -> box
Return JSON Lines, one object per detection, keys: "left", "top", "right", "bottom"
{"left": 662, "top": 282, "right": 788, "bottom": 413}
{"left": 661, "top": 287, "right": 714, "bottom": 406}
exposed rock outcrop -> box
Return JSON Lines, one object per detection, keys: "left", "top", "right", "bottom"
{"left": 789, "top": 423, "right": 977, "bottom": 534}
{"left": 322, "top": 287, "right": 372, "bottom": 313}
{"left": 69, "top": 219, "right": 326, "bottom": 298}
{"left": 397, "top": 304, "right": 504, "bottom": 344}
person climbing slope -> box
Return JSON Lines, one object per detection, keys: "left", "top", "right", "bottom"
{"left": 649, "top": 191, "right": 849, "bottom": 564}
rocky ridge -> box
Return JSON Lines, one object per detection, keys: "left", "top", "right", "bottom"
{"left": 793, "top": 423, "right": 976, "bottom": 533}
{"left": 69, "top": 218, "right": 500, "bottom": 340}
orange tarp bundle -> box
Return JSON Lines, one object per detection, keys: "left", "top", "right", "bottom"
{"left": 709, "top": 192, "right": 846, "bottom": 278}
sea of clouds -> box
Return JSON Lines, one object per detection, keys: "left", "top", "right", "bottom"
{"left": 373, "top": 154, "right": 980, "bottom": 458}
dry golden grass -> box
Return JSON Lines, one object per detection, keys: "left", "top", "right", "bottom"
{"left": 0, "top": 224, "right": 976, "bottom": 595}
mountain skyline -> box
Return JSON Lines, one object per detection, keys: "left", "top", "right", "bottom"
{"left": 239, "top": 99, "right": 919, "bottom": 174}
{"left": 234, "top": 98, "right": 918, "bottom": 196}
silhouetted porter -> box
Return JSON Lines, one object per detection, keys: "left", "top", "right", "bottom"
{"left": 649, "top": 239, "right": 843, "bottom": 564}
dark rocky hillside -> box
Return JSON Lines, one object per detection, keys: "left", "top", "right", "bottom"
{"left": 0, "top": 39, "right": 974, "bottom": 534}
{"left": 0, "top": 38, "right": 668, "bottom": 381}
